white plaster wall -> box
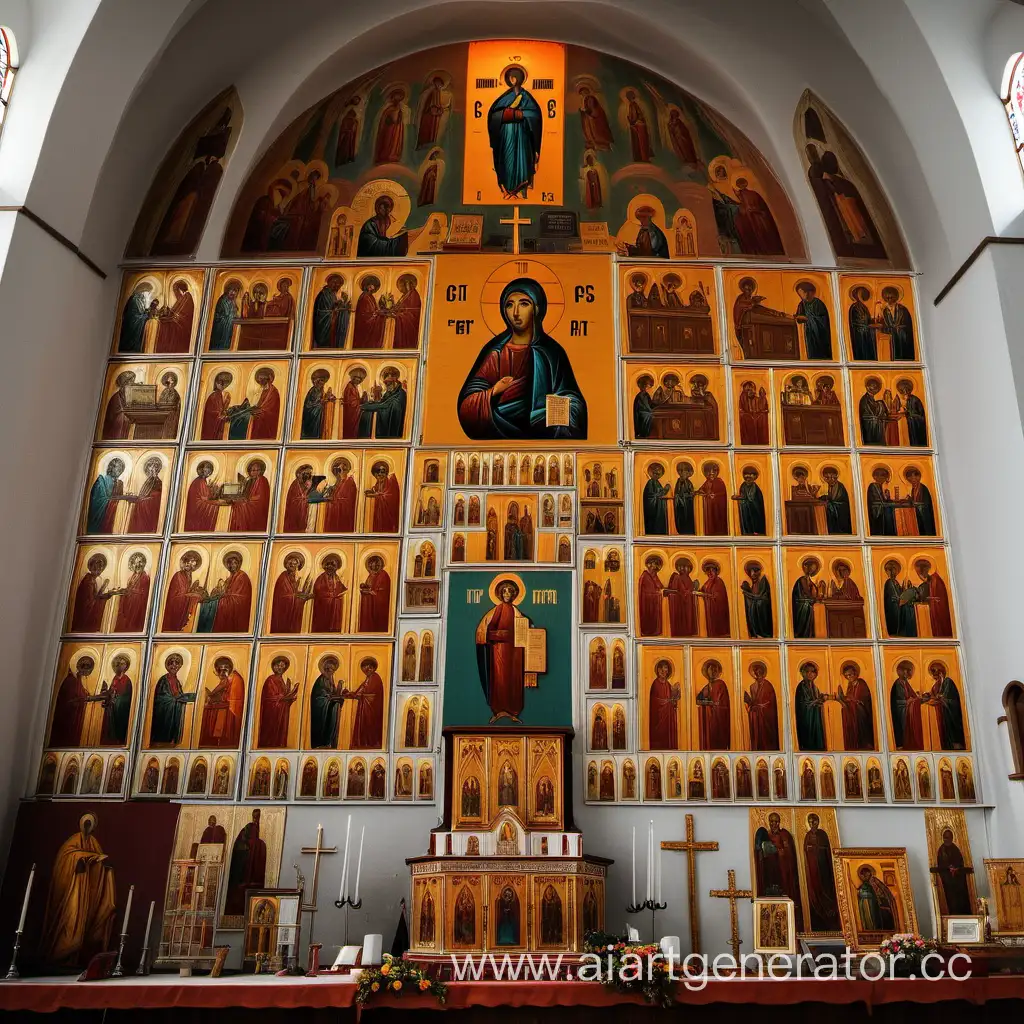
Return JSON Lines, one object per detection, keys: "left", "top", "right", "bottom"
{"left": 0, "top": 0, "right": 1021, "bottom": 940}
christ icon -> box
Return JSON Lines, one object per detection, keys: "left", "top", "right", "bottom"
{"left": 487, "top": 66, "right": 541, "bottom": 199}
{"left": 474, "top": 578, "right": 538, "bottom": 724}
{"left": 457, "top": 278, "right": 586, "bottom": 440}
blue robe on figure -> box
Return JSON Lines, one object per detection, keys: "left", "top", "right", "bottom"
{"left": 119, "top": 293, "right": 150, "bottom": 353}
{"left": 487, "top": 82, "right": 542, "bottom": 197}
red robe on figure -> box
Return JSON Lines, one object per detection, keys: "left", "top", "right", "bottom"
{"left": 257, "top": 674, "right": 293, "bottom": 747}
{"left": 247, "top": 384, "right": 281, "bottom": 440}
{"left": 310, "top": 573, "right": 347, "bottom": 632}
{"left": 71, "top": 574, "right": 106, "bottom": 632}
{"left": 228, "top": 475, "right": 270, "bottom": 532}
{"left": 100, "top": 671, "right": 132, "bottom": 746}
{"left": 699, "top": 476, "right": 728, "bottom": 535}
{"left": 666, "top": 569, "right": 697, "bottom": 637}
{"left": 162, "top": 570, "right": 200, "bottom": 631}
{"left": 701, "top": 575, "right": 731, "bottom": 637}
{"left": 270, "top": 571, "right": 306, "bottom": 634}
{"left": 392, "top": 287, "right": 422, "bottom": 349}
{"left": 647, "top": 674, "right": 678, "bottom": 750}
{"left": 747, "top": 677, "right": 780, "bottom": 751}
{"left": 697, "top": 678, "right": 731, "bottom": 750}
{"left": 49, "top": 671, "right": 88, "bottom": 746}
{"left": 637, "top": 567, "right": 664, "bottom": 637}
{"left": 113, "top": 571, "right": 150, "bottom": 631}
{"left": 282, "top": 479, "right": 311, "bottom": 533}
{"left": 127, "top": 476, "right": 161, "bottom": 533}
{"left": 352, "top": 291, "right": 386, "bottom": 349}
{"left": 342, "top": 382, "right": 364, "bottom": 439}
{"left": 154, "top": 292, "right": 195, "bottom": 353}
{"left": 924, "top": 573, "right": 954, "bottom": 637}
{"left": 358, "top": 568, "right": 392, "bottom": 632}
{"left": 184, "top": 476, "right": 220, "bottom": 532}
{"left": 101, "top": 389, "right": 131, "bottom": 440}
{"left": 369, "top": 473, "right": 401, "bottom": 533}
{"left": 212, "top": 571, "right": 252, "bottom": 632}
{"left": 349, "top": 672, "right": 384, "bottom": 748}
{"left": 324, "top": 475, "right": 358, "bottom": 532}
{"left": 198, "top": 670, "right": 245, "bottom": 748}
{"left": 480, "top": 602, "right": 524, "bottom": 719}
{"left": 200, "top": 388, "right": 230, "bottom": 441}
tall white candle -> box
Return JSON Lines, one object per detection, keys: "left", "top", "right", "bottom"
{"left": 656, "top": 840, "right": 662, "bottom": 905}
{"left": 646, "top": 820, "right": 653, "bottom": 901}
{"left": 16, "top": 865, "right": 35, "bottom": 933}
{"left": 121, "top": 884, "right": 134, "bottom": 935}
{"left": 143, "top": 900, "right": 155, "bottom": 947}
{"left": 353, "top": 826, "right": 365, "bottom": 904}
{"left": 631, "top": 827, "right": 636, "bottom": 907}
{"left": 339, "top": 815, "right": 352, "bottom": 901}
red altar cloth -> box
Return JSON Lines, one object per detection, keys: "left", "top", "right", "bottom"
{"left": 1, "top": 976, "right": 1023, "bottom": 1013}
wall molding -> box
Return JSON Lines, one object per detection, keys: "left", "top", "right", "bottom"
{"left": 0, "top": 205, "right": 106, "bottom": 279}
{"left": 934, "top": 235, "right": 1024, "bottom": 306}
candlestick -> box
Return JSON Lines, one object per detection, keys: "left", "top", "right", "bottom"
{"left": 631, "top": 827, "right": 636, "bottom": 908}
{"left": 136, "top": 900, "right": 155, "bottom": 975}
{"left": 111, "top": 885, "right": 134, "bottom": 979}
{"left": 646, "top": 821, "right": 653, "bottom": 902}
{"left": 16, "top": 864, "right": 34, "bottom": 934}
{"left": 121, "top": 884, "right": 135, "bottom": 935}
{"left": 353, "top": 826, "right": 364, "bottom": 906}
{"left": 339, "top": 815, "right": 352, "bottom": 902}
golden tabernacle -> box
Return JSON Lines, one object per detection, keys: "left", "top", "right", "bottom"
{"left": 406, "top": 728, "right": 609, "bottom": 958}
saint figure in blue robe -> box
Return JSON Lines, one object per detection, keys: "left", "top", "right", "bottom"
{"left": 487, "top": 67, "right": 542, "bottom": 198}
{"left": 119, "top": 288, "right": 151, "bottom": 353}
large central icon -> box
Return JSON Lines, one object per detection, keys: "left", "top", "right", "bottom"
{"left": 457, "top": 276, "right": 587, "bottom": 441}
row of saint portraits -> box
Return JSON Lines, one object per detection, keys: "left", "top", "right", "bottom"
{"left": 110, "top": 265, "right": 921, "bottom": 366}
{"left": 60, "top": 536, "right": 959, "bottom": 642}
{"left": 78, "top": 445, "right": 942, "bottom": 546}
{"left": 584, "top": 752, "right": 976, "bottom": 807}
{"left": 40, "top": 636, "right": 437, "bottom": 754}
{"left": 38, "top": 748, "right": 435, "bottom": 803}
{"left": 93, "top": 357, "right": 932, "bottom": 453}
{"left": 583, "top": 643, "right": 969, "bottom": 755}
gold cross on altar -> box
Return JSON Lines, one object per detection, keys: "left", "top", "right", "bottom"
{"left": 709, "top": 869, "right": 753, "bottom": 963}
{"left": 300, "top": 823, "right": 337, "bottom": 943}
{"left": 500, "top": 205, "right": 532, "bottom": 255}
{"left": 662, "top": 813, "right": 719, "bottom": 954}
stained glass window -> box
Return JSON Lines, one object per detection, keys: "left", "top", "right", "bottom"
{"left": 1002, "top": 52, "right": 1024, "bottom": 172}
{"left": 0, "top": 27, "right": 18, "bottom": 127}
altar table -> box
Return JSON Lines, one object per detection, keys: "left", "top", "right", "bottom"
{"left": 1, "top": 974, "right": 1024, "bottom": 1021}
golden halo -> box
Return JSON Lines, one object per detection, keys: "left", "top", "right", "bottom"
{"left": 350, "top": 179, "right": 412, "bottom": 231}
{"left": 487, "top": 571, "right": 528, "bottom": 605}
{"left": 481, "top": 260, "right": 565, "bottom": 336}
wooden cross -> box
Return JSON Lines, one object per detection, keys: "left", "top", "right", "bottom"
{"left": 709, "top": 869, "right": 753, "bottom": 963}
{"left": 300, "top": 823, "right": 337, "bottom": 945}
{"left": 662, "top": 813, "right": 719, "bottom": 954}
{"left": 500, "top": 205, "right": 532, "bottom": 255}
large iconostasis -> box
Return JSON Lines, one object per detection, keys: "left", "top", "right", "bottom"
{"left": 12, "top": 36, "right": 989, "bottom": 972}
{"left": 42, "top": 243, "right": 975, "bottom": 813}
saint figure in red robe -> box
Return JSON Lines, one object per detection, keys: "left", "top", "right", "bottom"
{"left": 666, "top": 557, "right": 697, "bottom": 637}
{"left": 357, "top": 556, "right": 391, "bottom": 633}
{"left": 637, "top": 554, "right": 665, "bottom": 637}
{"left": 696, "top": 660, "right": 731, "bottom": 750}
{"left": 310, "top": 554, "right": 348, "bottom": 633}
{"left": 200, "top": 372, "right": 232, "bottom": 441}
{"left": 700, "top": 560, "right": 731, "bottom": 637}
{"left": 699, "top": 462, "right": 729, "bottom": 535}
{"left": 345, "top": 657, "right": 385, "bottom": 748}
{"left": 70, "top": 555, "right": 114, "bottom": 632}
{"left": 227, "top": 459, "right": 271, "bottom": 533}
{"left": 113, "top": 552, "right": 150, "bottom": 632}
{"left": 257, "top": 656, "right": 297, "bottom": 748}
{"left": 366, "top": 461, "right": 400, "bottom": 533}
{"left": 324, "top": 458, "right": 358, "bottom": 532}
{"left": 198, "top": 656, "right": 245, "bottom": 748}
{"left": 183, "top": 461, "right": 220, "bottom": 532}
{"left": 270, "top": 552, "right": 310, "bottom": 633}
{"left": 49, "top": 656, "right": 95, "bottom": 747}
{"left": 647, "top": 659, "right": 679, "bottom": 750}
{"left": 475, "top": 579, "right": 528, "bottom": 723}
{"left": 352, "top": 276, "right": 386, "bottom": 349}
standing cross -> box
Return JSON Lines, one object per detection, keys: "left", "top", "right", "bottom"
{"left": 662, "top": 813, "right": 719, "bottom": 954}
{"left": 709, "top": 869, "right": 753, "bottom": 963}
{"left": 500, "top": 205, "right": 532, "bottom": 255}
{"left": 300, "top": 823, "right": 337, "bottom": 947}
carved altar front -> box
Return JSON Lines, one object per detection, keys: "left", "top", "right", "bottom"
{"left": 406, "top": 728, "right": 609, "bottom": 957}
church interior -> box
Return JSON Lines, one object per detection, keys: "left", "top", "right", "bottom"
{"left": 1, "top": 0, "right": 1024, "bottom": 1018}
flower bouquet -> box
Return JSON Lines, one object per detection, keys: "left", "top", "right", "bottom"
{"left": 878, "top": 933, "right": 937, "bottom": 976}
{"left": 354, "top": 953, "right": 447, "bottom": 1005}
{"left": 583, "top": 933, "right": 675, "bottom": 1007}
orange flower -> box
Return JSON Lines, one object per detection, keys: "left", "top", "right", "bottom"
{"left": 371, "top": 982, "right": 380, "bottom": 992}
{"left": 392, "top": 980, "right": 402, "bottom": 991}
{"left": 380, "top": 963, "right": 391, "bottom": 976}
{"left": 419, "top": 979, "right": 430, "bottom": 991}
